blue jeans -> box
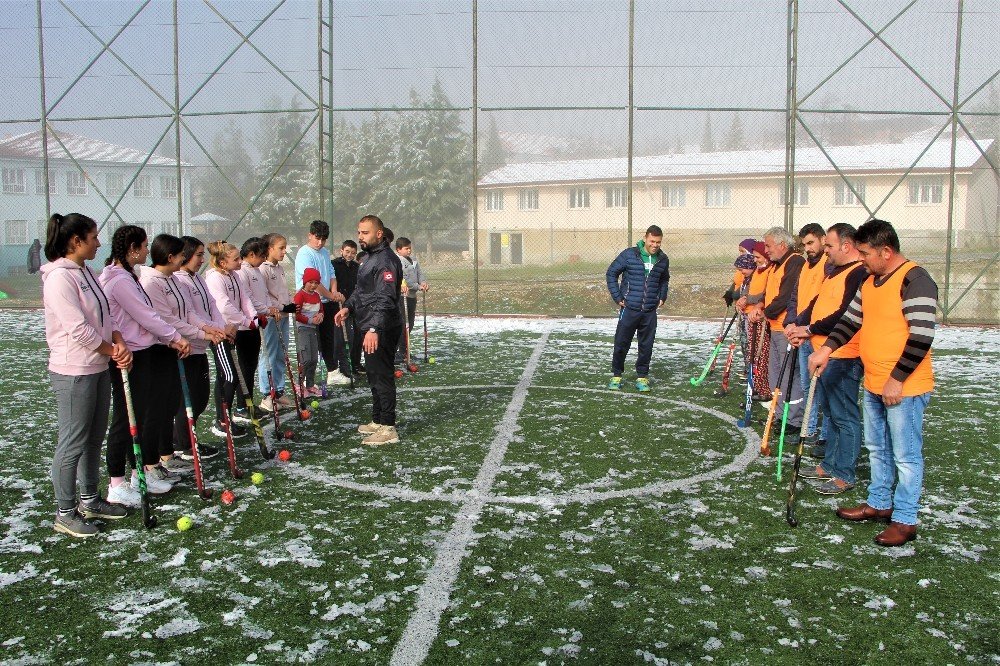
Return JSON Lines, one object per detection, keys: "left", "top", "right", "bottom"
{"left": 612, "top": 308, "right": 657, "bottom": 377}
{"left": 818, "top": 357, "right": 862, "bottom": 483}
{"left": 258, "top": 316, "right": 290, "bottom": 394}
{"left": 862, "top": 389, "right": 931, "bottom": 525}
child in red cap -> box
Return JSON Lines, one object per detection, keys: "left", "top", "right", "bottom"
{"left": 294, "top": 268, "right": 324, "bottom": 395}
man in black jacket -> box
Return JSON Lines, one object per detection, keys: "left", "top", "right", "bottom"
{"left": 332, "top": 240, "right": 362, "bottom": 375}
{"left": 335, "top": 216, "right": 403, "bottom": 446}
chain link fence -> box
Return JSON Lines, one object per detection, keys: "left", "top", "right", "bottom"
{"left": 1, "top": 0, "right": 997, "bottom": 323}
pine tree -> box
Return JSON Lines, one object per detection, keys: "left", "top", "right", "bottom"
{"left": 193, "top": 119, "right": 255, "bottom": 226}
{"left": 252, "top": 98, "right": 319, "bottom": 231}
{"left": 724, "top": 112, "right": 747, "bottom": 151}
{"left": 701, "top": 114, "right": 716, "bottom": 153}
{"left": 480, "top": 114, "right": 506, "bottom": 176}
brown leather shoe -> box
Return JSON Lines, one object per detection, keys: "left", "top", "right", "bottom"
{"left": 835, "top": 503, "right": 893, "bottom": 523}
{"left": 875, "top": 521, "right": 917, "bottom": 547}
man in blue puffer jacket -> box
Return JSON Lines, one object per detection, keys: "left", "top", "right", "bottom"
{"left": 605, "top": 225, "right": 670, "bottom": 391}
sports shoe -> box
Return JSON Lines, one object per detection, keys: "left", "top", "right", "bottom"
{"left": 151, "top": 464, "right": 180, "bottom": 483}
{"left": 307, "top": 385, "right": 323, "bottom": 397}
{"left": 106, "top": 482, "right": 141, "bottom": 508}
{"left": 800, "top": 465, "right": 831, "bottom": 481}
{"left": 160, "top": 456, "right": 194, "bottom": 474}
{"left": 176, "top": 444, "right": 220, "bottom": 461}
{"left": 276, "top": 393, "right": 294, "bottom": 408}
{"left": 635, "top": 378, "right": 651, "bottom": 392}
{"left": 133, "top": 471, "right": 173, "bottom": 495}
{"left": 212, "top": 421, "right": 247, "bottom": 439}
{"left": 259, "top": 396, "right": 275, "bottom": 412}
{"left": 815, "top": 478, "right": 855, "bottom": 495}
{"left": 79, "top": 497, "right": 128, "bottom": 520}
{"left": 230, "top": 409, "right": 252, "bottom": 425}
{"left": 607, "top": 376, "right": 622, "bottom": 390}
{"left": 327, "top": 369, "right": 352, "bottom": 386}
{"left": 810, "top": 440, "right": 827, "bottom": 458}
{"left": 54, "top": 511, "right": 99, "bottom": 538}
{"left": 362, "top": 425, "right": 399, "bottom": 446}
{"left": 357, "top": 421, "right": 380, "bottom": 435}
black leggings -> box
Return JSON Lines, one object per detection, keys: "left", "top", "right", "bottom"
{"left": 174, "top": 353, "right": 210, "bottom": 452}
{"left": 107, "top": 345, "right": 180, "bottom": 475}
{"left": 216, "top": 330, "right": 260, "bottom": 420}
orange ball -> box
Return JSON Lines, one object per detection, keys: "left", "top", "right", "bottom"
{"left": 278, "top": 449, "right": 292, "bottom": 462}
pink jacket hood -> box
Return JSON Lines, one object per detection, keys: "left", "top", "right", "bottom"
{"left": 42, "top": 258, "right": 115, "bottom": 375}
{"left": 99, "top": 263, "right": 181, "bottom": 351}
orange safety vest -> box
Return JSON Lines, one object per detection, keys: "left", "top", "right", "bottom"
{"left": 810, "top": 261, "right": 862, "bottom": 358}
{"left": 743, "top": 265, "right": 771, "bottom": 314}
{"left": 732, "top": 270, "right": 745, "bottom": 293}
{"left": 764, "top": 256, "right": 797, "bottom": 331}
{"left": 858, "top": 261, "right": 934, "bottom": 396}
{"left": 796, "top": 253, "right": 828, "bottom": 314}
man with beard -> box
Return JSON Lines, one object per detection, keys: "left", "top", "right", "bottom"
{"left": 335, "top": 215, "right": 403, "bottom": 446}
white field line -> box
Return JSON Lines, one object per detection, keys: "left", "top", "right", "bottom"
{"left": 389, "top": 331, "right": 551, "bottom": 666}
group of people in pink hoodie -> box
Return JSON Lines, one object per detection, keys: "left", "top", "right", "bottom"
{"left": 42, "top": 214, "right": 294, "bottom": 538}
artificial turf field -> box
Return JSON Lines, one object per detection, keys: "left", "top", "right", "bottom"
{"left": 0, "top": 310, "right": 997, "bottom": 665}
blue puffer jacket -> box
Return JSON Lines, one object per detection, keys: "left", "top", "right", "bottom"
{"left": 606, "top": 242, "right": 670, "bottom": 312}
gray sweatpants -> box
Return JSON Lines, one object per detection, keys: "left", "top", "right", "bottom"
{"left": 296, "top": 324, "right": 319, "bottom": 387}
{"left": 50, "top": 370, "right": 111, "bottom": 511}
{"left": 768, "top": 334, "right": 804, "bottom": 428}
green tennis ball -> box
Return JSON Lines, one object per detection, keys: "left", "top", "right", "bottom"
{"left": 429, "top": 357, "right": 436, "bottom": 364}
{"left": 176, "top": 516, "right": 193, "bottom": 532}
{"left": 251, "top": 472, "right": 264, "bottom": 485}
{"left": 311, "top": 400, "right": 319, "bottom": 409}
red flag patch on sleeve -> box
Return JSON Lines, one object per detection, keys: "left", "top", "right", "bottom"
{"left": 383, "top": 270, "right": 395, "bottom": 282}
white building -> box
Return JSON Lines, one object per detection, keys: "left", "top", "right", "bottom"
{"left": 0, "top": 129, "right": 191, "bottom": 276}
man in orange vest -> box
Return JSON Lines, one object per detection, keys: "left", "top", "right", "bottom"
{"left": 788, "top": 223, "right": 867, "bottom": 495}
{"left": 809, "top": 219, "right": 936, "bottom": 547}
{"left": 749, "top": 227, "right": 805, "bottom": 437}
{"left": 784, "top": 223, "right": 829, "bottom": 454}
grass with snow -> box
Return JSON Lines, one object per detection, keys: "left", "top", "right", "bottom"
{"left": 0, "top": 311, "right": 997, "bottom": 664}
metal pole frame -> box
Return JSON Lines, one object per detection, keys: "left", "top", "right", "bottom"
{"left": 626, "top": 0, "right": 634, "bottom": 247}
{"left": 36, "top": 0, "right": 50, "bottom": 223}
{"left": 472, "top": 0, "right": 480, "bottom": 314}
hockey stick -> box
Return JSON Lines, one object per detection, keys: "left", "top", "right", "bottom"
{"left": 289, "top": 320, "right": 309, "bottom": 403}
{"left": 737, "top": 319, "right": 767, "bottom": 428}
{"left": 218, "top": 399, "right": 244, "bottom": 479}
{"left": 422, "top": 289, "right": 428, "bottom": 362}
{"left": 690, "top": 310, "right": 739, "bottom": 386}
{"left": 786, "top": 372, "right": 819, "bottom": 527}
{"left": 759, "top": 342, "right": 793, "bottom": 456}
{"left": 121, "top": 370, "right": 157, "bottom": 528}
{"left": 274, "top": 321, "right": 307, "bottom": 418}
{"left": 227, "top": 341, "right": 275, "bottom": 459}
{"left": 714, "top": 342, "right": 737, "bottom": 396}
{"left": 341, "top": 321, "right": 355, "bottom": 389}
{"left": 775, "top": 346, "right": 800, "bottom": 481}
{"left": 257, "top": 327, "right": 287, "bottom": 434}
{"left": 401, "top": 280, "right": 417, "bottom": 373}
{"left": 176, "top": 359, "right": 212, "bottom": 500}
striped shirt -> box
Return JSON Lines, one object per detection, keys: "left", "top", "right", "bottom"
{"left": 825, "top": 263, "right": 937, "bottom": 383}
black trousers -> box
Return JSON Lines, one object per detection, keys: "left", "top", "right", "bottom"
{"left": 366, "top": 325, "right": 402, "bottom": 426}
{"left": 215, "top": 330, "right": 259, "bottom": 421}
{"left": 108, "top": 345, "right": 180, "bottom": 475}
{"left": 174, "top": 353, "right": 210, "bottom": 452}
{"left": 316, "top": 301, "right": 338, "bottom": 374}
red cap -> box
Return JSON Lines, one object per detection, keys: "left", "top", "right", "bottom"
{"left": 302, "top": 267, "right": 321, "bottom": 284}
{"left": 753, "top": 241, "right": 767, "bottom": 258}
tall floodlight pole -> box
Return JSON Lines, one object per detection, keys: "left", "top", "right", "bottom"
{"left": 627, "top": 0, "right": 635, "bottom": 246}
{"left": 37, "top": 0, "right": 50, "bottom": 222}
{"left": 174, "top": 0, "right": 184, "bottom": 234}
{"left": 783, "top": 0, "right": 799, "bottom": 233}
{"left": 472, "top": 0, "right": 480, "bottom": 314}
{"left": 943, "top": 0, "right": 965, "bottom": 323}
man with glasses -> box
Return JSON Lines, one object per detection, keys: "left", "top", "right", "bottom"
{"left": 295, "top": 220, "right": 347, "bottom": 387}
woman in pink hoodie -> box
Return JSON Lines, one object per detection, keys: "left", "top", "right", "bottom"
{"left": 42, "top": 213, "right": 132, "bottom": 538}
{"left": 173, "top": 235, "right": 234, "bottom": 461}
{"left": 100, "top": 225, "right": 191, "bottom": 499}
{"left": 138, "top": 234, "right": 226, "bottom": 466}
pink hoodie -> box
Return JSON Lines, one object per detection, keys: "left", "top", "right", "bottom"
{"left": 205, "top": 267, "right": 255, "bottom": 330}
{"left": 99, "top": 264, "right": 181, "bottom": 352}
{"left": 137, "top": 265, "right": 213, "bottom": 347}
{"left": 174, "top": 269, "right": 226, "bottom": 355}
{"left": 42, "top": 258, "right": 116, "bottom": 376}
{"left": 238, "top": 263, "right": 271, "bottom": 316}
{"left": 260, "top": 260, "right": 291, "bottom": 309}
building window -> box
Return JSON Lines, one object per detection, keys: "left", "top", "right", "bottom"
{"left": 661, "top": 183, "right": 686, "bottom": 208}
{"left": 908, "top": 179, "right": 943, "bottom": 205}
{"left": 106, "top": 173, "right": 126, "bottom": 197}
{"left": 705, "top": 182, "right": 731, "bottom": 207}
{"left": 133, "top": 175, "right": 153, "bottom": 198}
{"left": 66, "top": 171, "right": 88, "bottom": 196}
{"left": 518, "top": 189, "right": 539, "bottom": 211}
{"left": 34, "top": 169, "right": 56, "bottom": 195}
{"left": 486, "top": 190, "right": 503, "bottom": 212}
{"left": 3, "top": 220, "right": 29, "bottom": 245}
{"left": 605, "top": 186, "right": 628, "bottom": 208}
{"left": 569, "top": 187, "right": 590, "bottom": 209}
{"left": 779, "top": 181, "right": 809, "bottom": 206}
{"left": 834, "top": 180, "right": 866, "bottom": 206}
{"left": 161, "top": 175, "right": 178, "bottom": 199}
{"left": 2, "top": 168, "right": 26, "bottom": 194}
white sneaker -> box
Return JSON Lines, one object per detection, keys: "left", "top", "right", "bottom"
{"left": 327, "top": 370, "right": 351, "bottom": 386}
{"left": 259, "top": 396, "right": 275, "bottom": 412}
{"left": 132, "top": 472, "right": 173, "bottom": 495}
{"left": 107, "top": 482, "right": 141, "bottom": 508}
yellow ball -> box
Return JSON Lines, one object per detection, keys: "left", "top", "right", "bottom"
{"left": 310, "top": 400, "right": 319, "bottom": 409}
{"left": 251, "top": 472, "right": 264, "bottom": 485}
{"left": 176, "top": 516, "right": 193, "bottom": 532}
{"left": 429, "top": 357, "right": 436, "bottom": 364}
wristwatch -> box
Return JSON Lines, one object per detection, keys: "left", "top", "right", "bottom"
{"left": 368, "top": 327, "right": 376, "bottom": 334}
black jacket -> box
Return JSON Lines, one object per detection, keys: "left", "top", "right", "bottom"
{"left": 344, "top": 240, "right": 402, "bottom": 334}
{"left": 332, "top": 256, "right": 358, "bottom": 298}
